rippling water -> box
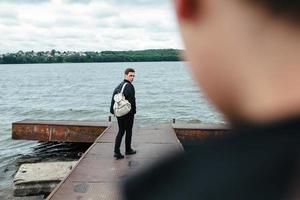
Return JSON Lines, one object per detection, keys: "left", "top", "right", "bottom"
{"left": 0, "top": 61, "right": 223, "bottom": 194}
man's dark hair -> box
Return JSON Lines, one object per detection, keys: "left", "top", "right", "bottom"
{"left": 125, "top": 68, "right": 135, "bottom": 75}
{"left": 249, "top": 0, "right": 299, "bottom": 23}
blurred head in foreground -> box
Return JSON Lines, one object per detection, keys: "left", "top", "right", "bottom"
{"left": 122, "top": 2, "right": 300, "bottom": 200}
{"left": 174, "top": 0, "right": 300, "bottom": 124}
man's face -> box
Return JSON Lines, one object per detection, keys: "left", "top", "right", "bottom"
{"left": 125, "top": 72, "right": 135, "bottom": 83}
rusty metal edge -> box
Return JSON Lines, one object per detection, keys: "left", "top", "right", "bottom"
{"left": 12, "top": 124, "right": 107, "bottom": 143}
{"left": 174, "top": 128, "right": 229, "bottom": 131}
{"left": 45, "top": 122, "right": 113, "bottom": 200}
{"left": 172, "top": 124, "right": 230, "bottom": 131}
{"left": 12, "top": 120, "right": 110, "bottom": 128}
{"left": 12, "top": 123, "right": 110, "bottom": 128}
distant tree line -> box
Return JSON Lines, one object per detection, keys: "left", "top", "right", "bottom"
{"left": 0, "top": 49, "right": 183, "bottom": 64}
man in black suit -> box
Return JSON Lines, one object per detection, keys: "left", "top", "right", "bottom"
{"left": 110, "top": 68, "right": 136, "bottom": 159}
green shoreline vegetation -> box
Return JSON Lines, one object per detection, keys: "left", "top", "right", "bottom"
{"left": 0, "top": 49, "right": 182, "bottom": 64}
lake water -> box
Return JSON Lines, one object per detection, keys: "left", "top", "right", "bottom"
{"left": 0, "top": 61, "right": 223, "bottom": 195}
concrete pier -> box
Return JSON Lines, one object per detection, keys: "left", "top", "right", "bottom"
{"left": 46, "top": 123, "right": 183, "bottom": 200}
{"left": 11, "top": 120, "right": 229, "bottom": 199}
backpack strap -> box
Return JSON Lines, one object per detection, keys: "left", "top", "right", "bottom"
{"left": 120, "top": 83, "right": 127, "bottom": 94}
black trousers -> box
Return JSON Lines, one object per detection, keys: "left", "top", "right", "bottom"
{"left": 114, "top": 114, "right": 134, "bottom": 153}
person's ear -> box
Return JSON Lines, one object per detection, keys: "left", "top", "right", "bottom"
{"left": 174, "top": 0, "right": 199, "bottom": 21}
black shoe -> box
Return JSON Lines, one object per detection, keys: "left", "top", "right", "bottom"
{"left": 114, "top": 153, "right": 124, "bottom": 159}
{"left": 125, "top": 149, "right": 137, "bottom": 155}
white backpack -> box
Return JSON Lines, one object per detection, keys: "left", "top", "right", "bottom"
{"left": 113, "top": 83, "right": 131, "bottom": 117}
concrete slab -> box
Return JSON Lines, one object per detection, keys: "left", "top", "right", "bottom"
{"left": 14, "top": 161, "right": 77, "bottom": 197}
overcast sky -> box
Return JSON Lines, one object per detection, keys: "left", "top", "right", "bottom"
{"left": 0, "top": 0, "right": 184, "bottom": 54}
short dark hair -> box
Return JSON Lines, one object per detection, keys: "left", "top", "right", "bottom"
{"left": 125, "top": 68, "right": 135, "bottom": 75}
{"left": 247, "top": 0, "right": 299, "bottom": 23}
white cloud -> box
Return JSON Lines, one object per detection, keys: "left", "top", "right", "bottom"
{"left": 0, "top": 0, "right": 50, "bottom": 4}
{"left": 0, "top": 0, "right": 183, "bottom": 53}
